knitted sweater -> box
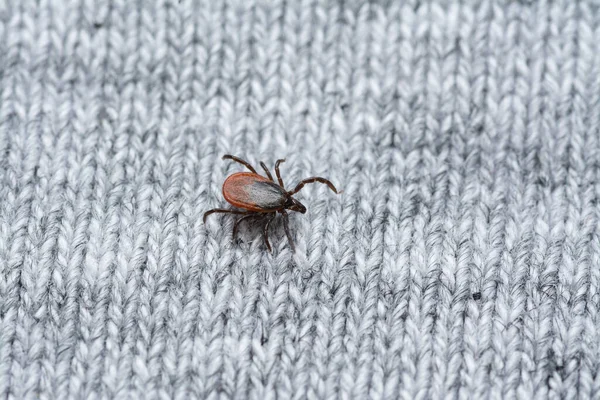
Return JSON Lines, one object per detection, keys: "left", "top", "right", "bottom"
{"left": 1, "top": 0, "right": 599, "bottom": 398}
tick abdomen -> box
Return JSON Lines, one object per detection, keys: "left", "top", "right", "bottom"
{"left": 222, "top": 172, "right": 286, "bottom": 212}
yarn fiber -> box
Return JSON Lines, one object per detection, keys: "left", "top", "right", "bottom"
{"left": 1, "top": 0, "right": 600, "bottom": 399}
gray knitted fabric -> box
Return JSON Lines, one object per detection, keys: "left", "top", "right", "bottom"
{"left": 1, "top": 0, "right": 600, "bottom": 399}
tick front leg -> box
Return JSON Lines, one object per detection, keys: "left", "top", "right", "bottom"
{"left": 288, "top": 176, "right": 341, "bottom": 195}
{"left": 203, "top": 208, "right": 251, "bottom": 223}
{"left": 222, "top": 154, "right": 258, "bottom": 174}
{"left": 263, "top": 213, "right": 276, "bottom": 252}
{"left": 281, "top": 210, "right": 295, "bottom": 252}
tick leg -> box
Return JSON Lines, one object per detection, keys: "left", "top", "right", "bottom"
{"left": 288, "top": 176, "right": 341, "bottom": 195}
{"left": 222, "top": 154, "right": 258, "bottom": 174}
{"left": 274, "top": 159, "right": 286, "bottom": 188}
{"left": 203, "top": 208, "right": 251, "bottom": 223}
{"left": 232, "top": 213, "right": 263, "bottom": 239}
{"left": 263, "top": 213, "right": 276, "bottom": 252}
{"left": 260, "top": 161, "right": 275, "bottom": 181}
{"left": 281, "top": 210, "right": 295, "bottom": 252}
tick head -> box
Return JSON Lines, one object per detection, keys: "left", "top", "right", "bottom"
{"left": 285, "top": 196, "right": 306, "bottom": 213}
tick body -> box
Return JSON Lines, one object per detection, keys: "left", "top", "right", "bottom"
{"left": 204, "top": 155, "right": 341, "bottom": 252}
{"left": 222, "top": 173, "right": 290, "bottom": 212}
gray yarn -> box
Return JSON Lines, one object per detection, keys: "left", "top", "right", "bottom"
{"left": 1, "top": 0, "right": 600, "bottom": 399}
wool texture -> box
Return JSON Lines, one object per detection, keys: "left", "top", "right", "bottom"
{"left": 1, "top": 0, "right": 600, "bottom": 399}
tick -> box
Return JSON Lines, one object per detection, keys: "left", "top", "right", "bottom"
{"left": 204, "top": 154, "right": 341, "bottom": 252}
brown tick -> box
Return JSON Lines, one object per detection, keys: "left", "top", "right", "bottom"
{"left": 204, "top": 155, "right": 341, "bottom": 252}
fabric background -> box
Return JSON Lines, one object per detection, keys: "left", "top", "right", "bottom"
{"left": 1, "top": 0, "right": 600, "bottom": 399}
